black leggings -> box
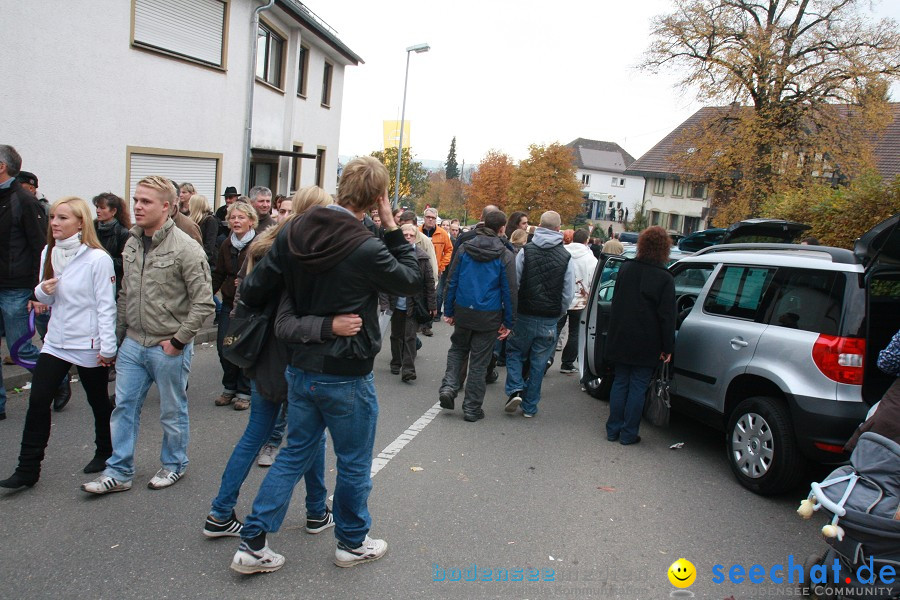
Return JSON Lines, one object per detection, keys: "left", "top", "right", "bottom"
{"left": 22, "top": 353, "right": 112, "bottom": 454}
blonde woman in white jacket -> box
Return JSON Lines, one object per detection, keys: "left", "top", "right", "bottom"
{"left": 0, "top": 197, "right": 117, "bottom": 490}
{"left": 557, "top": 228, "right": 598, "bottom": 374}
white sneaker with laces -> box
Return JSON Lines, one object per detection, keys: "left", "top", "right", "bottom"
{"left": 257, "top": 444, "right": 277, "bottom": 467}
{"left": 147, "top": 468, "right": 184, "bottom": 490}
{"left": 334, "top": 535, "right": 388, "bottom": 568}
{"left": 230, "top": 541, "right": 285, "bottom": 574}
{"left": 81, "top": 475, "right": 132, "bottom": 495}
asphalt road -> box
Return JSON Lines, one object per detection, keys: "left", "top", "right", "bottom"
{"left": 0, "top": 322, "right": 832, "bottom": 599}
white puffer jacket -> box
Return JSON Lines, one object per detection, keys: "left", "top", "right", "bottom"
{"left": 34, "top": 245, "right": 117, "bottom": 358}
{"left": 566, "top": 242, "right": 598, "bottom": 311}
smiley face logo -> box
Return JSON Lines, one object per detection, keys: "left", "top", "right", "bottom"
{"left": 668, "top": 558, "right": 696, "bottom": 588}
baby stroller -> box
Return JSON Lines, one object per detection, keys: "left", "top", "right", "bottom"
{"left": 799, "top": 432, "right": 900, "bottom": 599}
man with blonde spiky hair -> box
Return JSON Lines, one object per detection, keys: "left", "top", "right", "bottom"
{"left": 82, "top": 175, "right": 214, "bottom": 495}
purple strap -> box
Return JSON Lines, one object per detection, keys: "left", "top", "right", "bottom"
{"left": 9, "top": 309, "right": 37, "bottom": 370}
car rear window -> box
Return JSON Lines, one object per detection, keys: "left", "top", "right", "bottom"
{"left": 703, "top": 266, "right": 775, "bottom": 320}
{"left": 764, "top": 268, "right": 845, "bottom": 335}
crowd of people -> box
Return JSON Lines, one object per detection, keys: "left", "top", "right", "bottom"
{"left": 0, "top": 141, "right": 679, "bottom": 576}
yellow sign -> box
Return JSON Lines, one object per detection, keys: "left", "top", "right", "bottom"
{"left": 383, "top": 120, "right": 411, "bottom": 150}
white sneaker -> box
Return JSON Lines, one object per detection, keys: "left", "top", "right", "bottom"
{"left": 81, "top": 475, "right": 132, "bottom": 495}
{"left": 230, "top": 541, "right": 285, "bottom": 574}
{"left": 334, "top": 535, "right": 388, "bottom": 568}
{"left": 147, "top": 468, "right": 184, "bottom": 490}
{"left": 257, "top": 445, "right": 277, "bottom": 467}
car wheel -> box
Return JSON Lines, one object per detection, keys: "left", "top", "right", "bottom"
{"left": 726, "top": 396, "right": 806, "bottom": 495}
{"left": 584, "top": 372, "right": 612, "bottom": 400}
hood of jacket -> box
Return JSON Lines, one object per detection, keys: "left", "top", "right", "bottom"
{"left": 566, "top": 242, "right": 593, "bottom": 260}
{"left": 287, "top": 205, "right": 372, "bottom": 274}
{"left": 532, "top": 227, "right": 563, "bottom": 248}
{"left": 463, "top": 227, "right": 508, "bottom": 262}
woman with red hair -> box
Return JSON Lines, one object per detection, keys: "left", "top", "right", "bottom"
{"left": 604, "top": 226, "right": 676, "bottom": 445}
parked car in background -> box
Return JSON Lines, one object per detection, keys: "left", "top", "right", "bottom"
{"left": 580, "top": 215, "right": 900, "bottom": 495}
{"left": 678, "top": 219, "right": 810, "bottom": 253}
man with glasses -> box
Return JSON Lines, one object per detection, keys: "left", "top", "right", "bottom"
{"left": 419, "top": 207, "right": 453, "bottom": 322}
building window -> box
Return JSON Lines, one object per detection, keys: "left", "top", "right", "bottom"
{"left": 297, "top": 45, "right": 309, "bottom": 97}
{"left": 581, "top": 174, "right": 591, "bottom": 186}
{"left": 132, "top": 0, "right": 228, "bottom": 68}
{"left": 689, "top": 183, "right": 706, "bottom": 199}
{"left": 672, "top": 180, "right": 684, "bottom": 197}
{"left": 652, "top": 178, "right": 665, "bottom": 195}
{"left": 249, "top": 161, "right": 277, "bottom": 192}
{"left": 321, "top": 62, "right": 333, "bottom": 107}
{"left": 611, "top": 177, "right": 625, "bottom": 187}
{"left": 256, "top": 21, "right": 284, "bottom": 88}
{"left": 669, "top": 213, "right": 682, "bottom": 232}
{"left": 291, "top": 144, "right": 303, "bottom": 191}
{"left": 127, "top": 147, "right": 222, "bottom": 211}
{"left": 650, "top": 210, "right": 660, "bottom": 226}
{"left": 315, "top": 148, "right": 326, "bottom": 188}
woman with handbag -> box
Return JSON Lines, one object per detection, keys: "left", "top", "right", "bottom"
{"left": 213, "top": 201, "right": 257, "bottom": 410}
{"left": 604, "top": 226, "right": 676, "bottom": 446}
{"left": 204, "top": 186, "right": 354, "bottom": 538}
{"left": 385, "top": 224, "right": 436, "bottom": 383}
{"left": 0, "top": 197, "right": 117, "bottom": 489}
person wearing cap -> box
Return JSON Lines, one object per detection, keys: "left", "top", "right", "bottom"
{"left": 216, "top": 187, "right": 240, "bottom": 244}
{"left": 17, "top": 171, "right": 49, "bottom": 216}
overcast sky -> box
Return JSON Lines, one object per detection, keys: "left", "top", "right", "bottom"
{"left": 321, "top": 0, "right": 900, "bottom": 166}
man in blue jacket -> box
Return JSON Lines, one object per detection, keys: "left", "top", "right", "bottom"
{"left": 439, "top": 210, "right": 517, "bottom": 422}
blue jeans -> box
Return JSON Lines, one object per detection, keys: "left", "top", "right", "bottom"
{"left": 606, "top": 363, "right": 654, "bottom": 443}
{"left": 266, "top": 402, "right": 288, "bottom": 447}
{"left": 104, "top": 337, "right": 193, "bottom": 481}
{"left": 210, "top": 381, "right": 326, "bottom": 520}
{"left": 242, "top": 367, "right": 378, "bottom": 547}
{"left": 504, "top": 314, "right": 559, "bottom": 415}
{"left": 0, "top": 288, "right": 42, "bottom": 414}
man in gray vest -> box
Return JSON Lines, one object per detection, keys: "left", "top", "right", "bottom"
{"left": 503, "top": 210, "right": 574, "bottom": 418}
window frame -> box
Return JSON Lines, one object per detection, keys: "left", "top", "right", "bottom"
{"left": 672, "top": 180, "right": 684, "bottom": 197}
{"left": 130, "top": 0, "right": 230, "bottom": 71}
{"left": 291, "top": 143, "right": 303, "bottom": 191}
{"left": 256, "top": 18, "right": 286, "bottom": 90}
{"left": 297, "top": 44, "right": 310, "bottom": 97}
{"left": 689, "top": 183, "right": 707, "bottom": 199}
{"left": 125, "top": 146, "right": 223, "bottom": 210}
{"left": 315, "top": 148, "right": 326, "bottom": 188}
{"left": 702, "top": 265, "right": 777, "bottom": 322}
{"left": 581, "top": 173, "right": 591, "bottom": 186}
{"left": 652, "top": 178, "right": 665, "bottom": 196}
{"left": 321, "top": 61, "right": 334, "bottom": 107}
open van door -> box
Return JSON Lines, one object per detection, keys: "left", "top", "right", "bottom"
{"left": 579, "top": 254, "right": 628, "bottom": 399}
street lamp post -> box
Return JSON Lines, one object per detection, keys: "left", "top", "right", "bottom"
{"left": 393, "top": 42, "right": 430, "bottom": 210}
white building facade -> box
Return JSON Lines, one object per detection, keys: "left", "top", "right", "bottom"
{"left": 566, "top": 139, "right": 643, "bottom": 223}
{"left": 5, "top": 0, "right": 361, "bottom": 208}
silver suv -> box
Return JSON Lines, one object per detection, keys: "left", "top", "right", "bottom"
{"left": 579, "top": 215, "right": 900, "bottom": 495}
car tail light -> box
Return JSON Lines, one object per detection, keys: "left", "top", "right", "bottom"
{"left": 814, "top": 442, "right": 847, "bottom": 454}
{"left": 812, "top": 335, "right": 865, "bottom": 385}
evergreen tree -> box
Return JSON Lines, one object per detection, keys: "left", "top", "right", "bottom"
{"left": 445, "top": 137, "right": 460, "bottom": 180}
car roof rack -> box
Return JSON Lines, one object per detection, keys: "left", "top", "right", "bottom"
{"left": 692, "top": 243, "right": 858, "bottom": 264}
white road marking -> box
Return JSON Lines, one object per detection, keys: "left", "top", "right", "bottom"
{"left": 371, "top": 403, "right": 442, "bottom": 478}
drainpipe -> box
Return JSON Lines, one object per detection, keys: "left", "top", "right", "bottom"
{"left": 243, "top": 0, "right": 276, "bottom": 193}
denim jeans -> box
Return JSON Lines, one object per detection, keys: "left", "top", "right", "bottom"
{"left": 216, "top": 305, "right": 250, "bottom": 399}
{"left": 436, "top": 270, "right": 447, "bottom": 316}
{"left": 606, "top": 363, "right": 655, "bottom": 443}
{"left": 266, "top": 402, "right": 288, "bottom": 447}
{"left": 104, "top": 337, "right": 193, "bottom": 481}
{"left": 210, "top": 381, "right": 326, "bottom": 521}
{"left": 0, "top": 288, "right": 42, "bottom": 414}
{"left": 242, "top": 367, "right": 378, "bottom": 547}
{"left": 440, "top": 326, "right": 497, "bottom": 415}
{"left": 504, "top": 313, "right": 559, "bottom": 416}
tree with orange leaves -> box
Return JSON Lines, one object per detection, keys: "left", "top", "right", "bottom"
{"left": 507, "top": 143, "right": 583, "bottom": 225}
{"left": 466, "top": 150, "right": 515, "bottom": 223}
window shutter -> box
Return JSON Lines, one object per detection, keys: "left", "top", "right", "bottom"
{"left": 134, "top": 0, "right": 225, "bottom": 66}
{"left": 129, "top": 153, "right": 219, "bottom": 209}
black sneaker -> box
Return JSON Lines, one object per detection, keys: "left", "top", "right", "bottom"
{"left": 306, "top": 506, "right": 335, "bottom": 534}
{"left": 53, "top": 380, "right": 72, "bottom": 412}
{"left": 204, "top": 511, "right": 243, "bottom": 538}
{"left": 505, "top": 391, "right": 523, "bottom": 413}
{"left": 485, "top": 369, "right": 499, "bottom": 384}
{"left": 559, "top": 364, "right": 577, "bottom": 374}
{"left": 438, "top": 391, "right": 455, "bottom": 410}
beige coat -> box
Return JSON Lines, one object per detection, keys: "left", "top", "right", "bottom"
{"left": 117, "top": 219, "right": 215, "bottom": 346}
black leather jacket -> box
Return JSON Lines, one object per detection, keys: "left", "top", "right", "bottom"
{"left": 239, "top": 206, "right": 422, "bottom": 375}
